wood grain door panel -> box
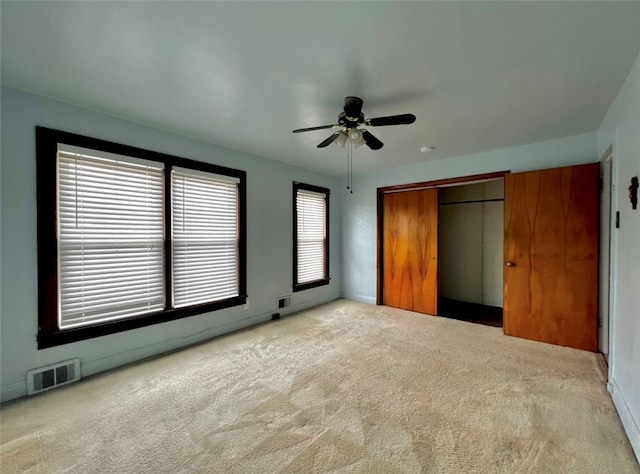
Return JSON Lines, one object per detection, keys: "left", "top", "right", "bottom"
{"left": 383, "top": 189, "right": 438, "bottom": 315}
{"left": 504, "top": 163, "right": 599, "bottom": 351}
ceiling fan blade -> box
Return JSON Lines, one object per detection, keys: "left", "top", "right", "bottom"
{"left": 344, "top": 96, "right": 364, "bottom": 119}
{"left": 292, "top": 124, "right": 338, "bottom": 133}
{"left": 366, "top": 114, "right": 416, "bottom": 127}
{"left": 317, "top": 133, "right": 340, "bottom": 148}
{"left": 362, "top": 130, "right": 384, "bottom": 150}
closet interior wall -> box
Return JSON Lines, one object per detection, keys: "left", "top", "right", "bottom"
{"left": 438, "top": 179, "right": 504, "bottom": 307}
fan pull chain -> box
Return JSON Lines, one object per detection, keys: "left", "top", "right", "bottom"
{"left": 346, "top": 143, "right": 350, "bottom": 192}
{"left": 346, "top": 142, "right": 353, "bottom": 194}
{"left": 350, "top": 148, "right": 353, "bottom": 194}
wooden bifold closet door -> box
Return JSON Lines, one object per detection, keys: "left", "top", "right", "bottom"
{"left": 382, "top": 189, "right": 438, "bottom": 315}
{"left": 380, "top": 163, "right": 598, "bottom": 352}
{"left": 503, "top": 163, "right": 599, "bottom": 351}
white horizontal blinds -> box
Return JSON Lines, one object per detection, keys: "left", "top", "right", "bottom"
{"left": 57, "top": 147, "right": 165, "bottom": 329}
{"left": 171, "top": 168, "right": 239, "bottom": 308}
{"left": 296, "top": 189, "right": 327, "bottom": 284}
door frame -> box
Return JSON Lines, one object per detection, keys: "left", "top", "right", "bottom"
{"left": 599, "top": 146, "right": 614, "bottom": 358}
{"left": 376, "top": 171, "right": 509, "bottom": 305}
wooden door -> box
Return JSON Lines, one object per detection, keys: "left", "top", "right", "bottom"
{"left": 383, "top": 189, "right": 438, "bottom": 315}
{"left": 503, "top": 163, "right": 599, "bottom": 351}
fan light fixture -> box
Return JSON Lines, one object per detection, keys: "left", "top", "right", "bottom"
{"left": 292, "top": 96, "right": 417, "bottom": 194}
{"left": 346, "top": 128, "right": 365, "bottom": 148}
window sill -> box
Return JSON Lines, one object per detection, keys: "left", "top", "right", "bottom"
{"left": 37, "top": 295, "right": 247, "bottom": 349}
{"left": 292, "top": 278, "right": 331, "bottom": 293}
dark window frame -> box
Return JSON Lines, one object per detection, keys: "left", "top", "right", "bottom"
{"left": 36, "top": 126, "right": 247, "bottom": 349}
{"left": 292, "top": 182, "right": 330, "bottom": 292}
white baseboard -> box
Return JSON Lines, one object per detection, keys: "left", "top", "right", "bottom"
{"left": 284, "top": 293, "right": 342, "bottom": 316}
{"left": 1, "top": 311, "right": 273, "bottom": 404}
{"left": 81, "top": 294, "right": 341, "bottom": 378}
{"left": 80, "top": 311, "right": 274, "bottom": 377}
{"left": 1, "top": 380, "right": 27, "bottom": 404}
{"left": 609, "top": 377, "right": 640, "bottom": 462}
{"left": 344, "top": 293, "right": 377, "bottom": 305}
{"left": 1, "top": 294, "right": 343, "bottom": 404}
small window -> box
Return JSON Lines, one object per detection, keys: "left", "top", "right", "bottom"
{"left": 293, "top": 182, "right": 330, "bottom": 292}
{"left": 36, "top": 127, "right": 246, "bottom": 348}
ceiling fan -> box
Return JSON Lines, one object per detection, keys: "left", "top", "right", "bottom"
{"left": 292, "top": 96, "right": 416, "bottom": 150}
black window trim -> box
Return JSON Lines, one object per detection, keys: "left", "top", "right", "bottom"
{"left": 36, "top": 126, "right": 247, "bottom": 349}
{"left": 292, "top": 181, "right": 330, "bottom": 292}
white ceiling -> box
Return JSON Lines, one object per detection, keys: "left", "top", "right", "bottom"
{"left": 2, "top": 2, "right": 639, "bottom": 176}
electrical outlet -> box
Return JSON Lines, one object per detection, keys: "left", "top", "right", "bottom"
{"left": 277, "top": 296, "right": 291, "bottom": 308}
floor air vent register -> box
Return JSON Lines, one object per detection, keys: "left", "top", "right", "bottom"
{"left": 27, "top": 358, "right": 81, "bottom": 395}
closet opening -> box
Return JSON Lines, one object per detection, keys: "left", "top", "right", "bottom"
{"left": 437, "top": 178, "right": 504, "bottom": 327}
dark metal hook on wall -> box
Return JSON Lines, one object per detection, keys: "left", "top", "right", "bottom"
{"left": 629, "top": 176, "right": 638, "bottom": 210}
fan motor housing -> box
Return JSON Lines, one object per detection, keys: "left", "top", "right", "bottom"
{"left": 338, "top": 112, "right": 364, "bottom": 127}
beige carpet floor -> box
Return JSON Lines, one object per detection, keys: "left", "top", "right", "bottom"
{"left": 1, "top": 300, "right": 638, "bottom": 473}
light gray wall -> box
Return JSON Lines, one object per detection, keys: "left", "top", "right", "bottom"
{"left": 597, "top": 52, "right": 640, "bottom": 459}
{"left": 342, "top": 132, "right": 597, "bottom": 304}
{"left": 0, "top": 86, "right": 342, "bottom": 402}
{"left": 438, "top": 181, "right": 504, "bottom": 307}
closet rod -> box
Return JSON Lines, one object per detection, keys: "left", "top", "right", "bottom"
{"left": 439, "top": 198, "right": 504, "bottom": 206}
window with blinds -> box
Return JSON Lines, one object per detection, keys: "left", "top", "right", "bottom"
{"left": 58, "top": 147, "right": 165, "bottom": 328}
{"left": 36, "top": 126, "right": 246, "bottom": 348}
{"left": 293, "top": 183, "right": 330, "bottom": 291}
{"left": 172, "top": 168, "right": 239, "bottom": 307}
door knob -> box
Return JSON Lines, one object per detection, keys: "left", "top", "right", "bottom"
{"left": 506, "top": 261, "right": 515, "bottom": 267}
